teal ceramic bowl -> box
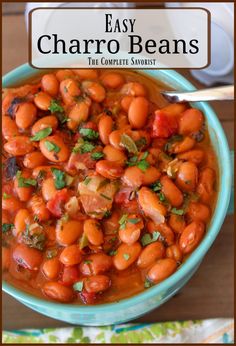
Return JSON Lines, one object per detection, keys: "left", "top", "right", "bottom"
{"left": 2, "top": 64, "right": 232, "bottom": 326}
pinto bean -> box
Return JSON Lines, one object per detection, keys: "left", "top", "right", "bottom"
{"left": 84, "top": 219, "right": 104, "bottom": 246}
{"left": 197, "top": 168, "right": 216, "bottom": 204}
{"left": 96, "top": 160, "right": 124, "bottom": 180}
{"left": 79, "top": 253, "right": 113, "bottom": 276}
{"left": 138, "top": 187, "right": 167, "bottom": 225}
{"left": 128, "top": 97, "right": 149, "bottom": 129}
{"left": 73, "top": 69, "right": 98, "bottom": 80}
{"left": 103, "top": 145, "right": 127, "bottom": 165}
{"left": 43, "top": 282, "right": 74, "bottom": 302}
{"left": 179, "top": 108, "right": 204, "bottom": 135}
{"left": 176, "top": 162, "right": 198, "bottom": 192}
{"left": 109, "top": 129, "right": 125, "bottom": 150}
{"left": 13, "top": 244, "right": 43, "bottom": 270}
{"left": 171, "top": 136, "right": 196, "bottom": 154}
{"left": 179, "top": 221, "right": 205, "bottom": 254}
{"left": 113, "top": 242, "right": 141, "bottom": 270}
{"left": 42, "top": 178, "right": 57, "bottom": 201}
{"left": 98, "top": 115, "right": 114, "bottom": 145}
{"left": 23, "top": 151, "right": 46, "bottom": 169}
{"left": 161, "top": 103, "right": 187, "bottom": 116}
{"left": 119, "top": 228, "right": 140, "bottom": 245}
{"left": 101, "top": 72, "right": 125, "bottom": 89}
{"left": 41, "top": 73, "right": 59, "bottom": 96}
{"left": 28, "top": 195, "right": 50, "bottom": 221}
{"left": 186, "top": 202, "right": 211, "bottom": 222}
{"left": 56, "top": 220, "right": 83, "bottom": 246}
{"left": 122, "top": 166, "right": 161, "bottom": 188}
{"left": 2, "top": 195, "right": 23, "bottom": 213}
{"left": 166, "top": 244, "right": 183, "bottom": 262}
{"left": 31, "top": 115, "right": 58, "bottom": 135}
{"left": 14, "top": 209, "right": 33, "bottom": 235}
{"left": 60, "top": 78, "right": 81, "bottom": 105}
{"left": 4, "top": 136, "right": 34, "bottom": 156}
{"left": 177, "top": 149, "right": 205, "bottom": 165}
{"left": 84, "top": 275, "right": 111, "bottom": 293}
{"left": 68, "top": 99, "right": 90, "bottom": 129}
{"left": 160, "top": 175, "right": 183, "bottom": 207}
{"left": 34, "top": 92, "right": 52, "bottom": 111}
{"left": 15, "top": 102, "right": 37, "bottom": 129}
{"left": 59, "top": 245, "right": 82, "bottom": 266}
{"left": 168, "top": 214, "right": 186, "bottom": 234}
{"left": 40, "top": 135, "right": 70, "bottom": 162}
{"left": 14, "top": 170, "right": 34, "bottom": 202}
{"left": 56, "top": 69, "right": 75, "bottom": 82}
{"left": 42, "top": 257, "right": 61, "bottom": 279}
{"left": 121, "top": 95, "right": 134, "bottom": 113}
{"left": 82, "top": 81, "right": 106, "bottom": 103}
{"left": 121, "top": 82, "right": 147, "bottom": 96}
{"left": 137, "top": 242, "right": 165, "bottom": 268}
{"left": 147, "top": 258, "right": 177, "bottom": 283}
{"left": 2, "top": 116, "right": 19, "bottom": 139}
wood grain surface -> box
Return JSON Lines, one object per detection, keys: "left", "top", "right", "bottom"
{"left": 2, "top": 14, "right": 234, "bottom": 330}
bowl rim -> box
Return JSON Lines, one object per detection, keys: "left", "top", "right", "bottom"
{"left": 2, "top": 63, "right": 232, "bottom": 313}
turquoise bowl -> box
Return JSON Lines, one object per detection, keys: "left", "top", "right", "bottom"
{"left": 2, "top": 64, "right": 232, "bottom": 326}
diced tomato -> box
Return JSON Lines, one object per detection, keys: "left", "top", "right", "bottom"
{"left": 114, "top": 188, "right": 138, "bottom": 213}
{"left": 59, "top": 265, "right": 79, "bottom": 286}
{"left": 151, "top": 110, "right": 178, "bottom": 138}
{"left": 67, "top": 152, "right": 96, "bottom": 170}
{"left": 46, "top": 188, "right": 70, "bottom": 218}
{"left": 79, "top": 291, "right": 97, "bottom": 304}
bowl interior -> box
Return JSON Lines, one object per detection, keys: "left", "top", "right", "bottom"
{"left": 2, "top": 65, "right": 232, "bottom": 313}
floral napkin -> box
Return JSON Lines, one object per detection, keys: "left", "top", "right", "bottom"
{"left": 2, "top": 318, "right": 234, "bottom": 344}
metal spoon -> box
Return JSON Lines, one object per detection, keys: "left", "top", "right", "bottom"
{"left": 161, "top": 85, "right": 234, "bottom": 103}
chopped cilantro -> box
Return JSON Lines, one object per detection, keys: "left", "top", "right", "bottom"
{"left": 3, "top": 192, "right": 11, "bottom": 199}
{"left": 100, "top": 193, "right": 112, "bottom": 201}
{"left": 51, "top": 168, "right": 66, "bottom": 190}
{"left": 46, "top": 249, "right": 58, "bottom": 259}
{"left": 158, "top": 192, "right": 166, "bottom": 202}
{"left": 118, "top": 214, "right": 128, "bottom": 230}
{"left": 2, "top": 223, "right": 14, "bottom": 233}
{"left": 150, "top": 180, "right": 162, "bottom": 192}
{"left": 16, "top": 171, "right": 37, "bottom": 188}
{"left": 37, "top": 170, "right": 46, "bottom": 180}
{"left": 83, "top": 260, "right": 92, "bottom": 264}
{"left": 104, "top": 210, "right": 112, "bottom": 218}
{"left": 135, "top": 137, "right": 147, "bottom": 150}
{"left": 44, "top": 140, "right": 61, "bottom": 153}
{"left": 141, "top": 231, "right": 161, "bottom": 246}
{"left": 164, "top": 134, "right": 183, "bottom": 152}
{"left": 126, "top": 152, "right": 150, "bottom": 172}
{"left": 171, "top": 208, "right": 184, "bottom": 215}
{"left": 30, "top": 127, "right": 52, "bottom": 141}
{"left": 48, "top": 99, "right": 64, "bottom": 113}
{"left": 91, "top": 152, "right": 104, "bottom": 161}
{"left": 84, "top": 177, "right": 91, "bottom": 185}
{"left": 128, "top": 218, "right": 141, "bottom": 224}
{"left": 144, "top": 278, "right": 153, "bottom": 288}
{"left": 79, "top": 128, "right": 99, "bottom": 141}
{"left": 79, "top": 141, "right": 95, "bottom": 154}
{"left": 109, "top": 250, "right": 117, "bottom": 256}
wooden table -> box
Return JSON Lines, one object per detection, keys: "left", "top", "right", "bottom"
{"left": 2, "top": 14, "right": 234, "bottom": 330}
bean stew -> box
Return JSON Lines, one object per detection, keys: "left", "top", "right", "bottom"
{"left": 2, "top": 69, "right": 218, "bottom": 304}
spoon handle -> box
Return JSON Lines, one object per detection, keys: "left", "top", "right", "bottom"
{"left": 161, "top": 85, "right": 234, "bottom": 103}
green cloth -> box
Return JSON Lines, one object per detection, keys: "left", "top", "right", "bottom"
{"left": 2, "top": 318, "right": 234, "bottom": 344}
